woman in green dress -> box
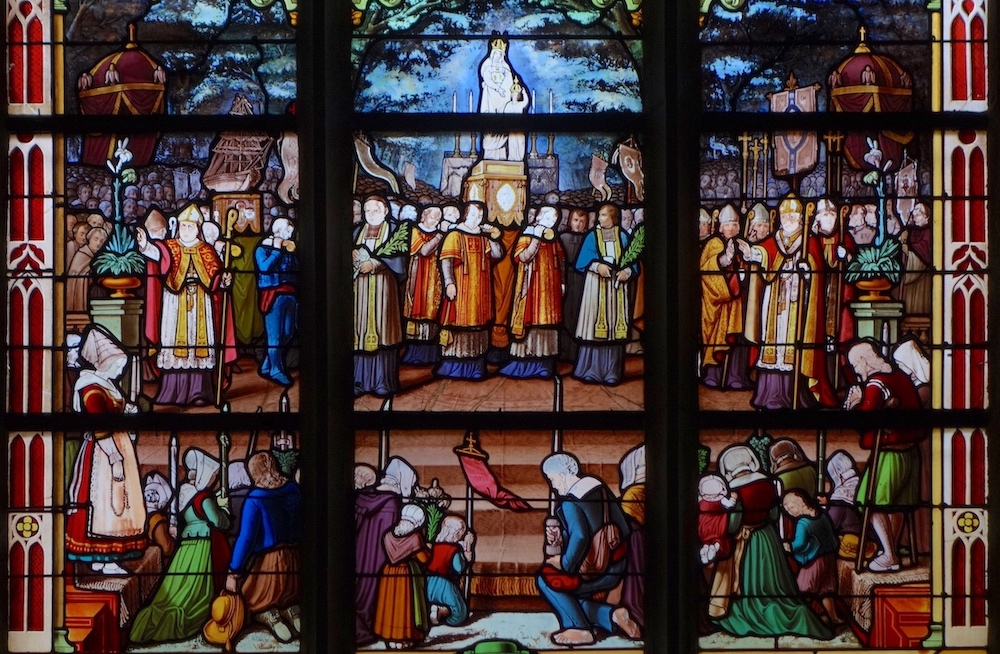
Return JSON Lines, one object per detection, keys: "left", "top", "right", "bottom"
{"left": 711, "top": 445, "right": 833, "bottom": 640}
{"left": 130, "top": 448, "right": 231, "bottom": 643}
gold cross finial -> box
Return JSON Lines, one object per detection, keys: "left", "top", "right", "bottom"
{"left": 855, "top": 25, "right": 871, "bottom": 53}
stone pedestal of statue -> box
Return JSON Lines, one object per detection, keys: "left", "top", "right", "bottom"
{"left": 849, "top": 300, "right": 904, "bottom": 350}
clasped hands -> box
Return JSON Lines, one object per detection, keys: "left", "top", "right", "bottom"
{"left": 596, "top": 263, "right": 630, "bottom": 282}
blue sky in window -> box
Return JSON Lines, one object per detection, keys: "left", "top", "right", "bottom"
{"left": 355, "top": 38, "right": 641, "bottom": 113}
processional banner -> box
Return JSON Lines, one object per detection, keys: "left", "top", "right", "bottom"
{"left": 769, "top": 86, "right": 819, "bottom": 177}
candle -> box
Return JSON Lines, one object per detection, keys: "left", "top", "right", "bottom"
{"left": 532, "top": 89, "right": 536, "bottom": 113}
{"left": 453, "top": 91, "right": 457, "bottom": 113}
{"left": 131, "top": 354, "right": 140, "bottom": 401}
{"left": 169, "top": 434, "right": 179, "bottom": 524}
{"left": 549, "top": 90, "right": 554, "bottom": 114}
{"left": 469, "top": 90, "right": 474, "bottom": 112}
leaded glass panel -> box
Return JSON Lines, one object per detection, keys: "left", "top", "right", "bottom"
{"left": 63, "top": 2, "right": 296, "bottom": 116}
{"left": 699, "top": 0, "right": 988, "bottom": 114}
{"left": 698, "top": 130, "right": 988, "bottom": 411}
{"left": 697, "top": 427, "right": 988, "bottom": 650}
{"left": 354, "top": 38, "right": 642, "bottom": 114}
{"left": 351, "top": 0, "right": 644, "bottom": 114}
{"left": 695, "top": 0, "right": 991, "bottom": 650}
{"left": 5, "top": 1, "right": 304, "bottom": 651}
{"left": 6, "top": 129, "right": 301, "bottom": 415}
{"left": 5, "top": 429, "right": 302, "bottom": 653}
{"left": 352, "top": 132, "right": 646, "bottom": 412}
{"left": 353, "top": 429, "right": 645, "bottom": 651}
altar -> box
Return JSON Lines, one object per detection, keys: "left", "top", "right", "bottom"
{"left": 66, "top": 546, "right": 163, "bottom": 653}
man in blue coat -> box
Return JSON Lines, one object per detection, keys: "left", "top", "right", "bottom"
{"left": 571, "top": 204, "right": 638, "bottom": 384}
{"left": 537, "top": 452, "right": 641, "bottom": 646}
{"left": 225, "top": 451, "right": 301, "bottom": 643}
{"left": 255, "top": 218, "right": 299, "bottom": 386}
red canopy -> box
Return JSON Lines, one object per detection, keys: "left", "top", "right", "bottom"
{"left": 828, "top": 36, "right": 913, "bottom": 173}
{"left": 78, "top": 29, "right": 165, "bottom": 166}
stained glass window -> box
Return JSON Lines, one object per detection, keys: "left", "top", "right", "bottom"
{"left": 351, "top": 131, "right": 645, "bottom": 412}
{"left": 6, "top": 1, "right": 302, "bottom": 652}
{"left": 348, "top": 0, "right": 648, "bottom": 651}
{"left": 5, "top": 1, "right": 996, "bottom": 654}
{"left": 697, "top": 1, "right": 989, "bottom": 652}
{"left": 353, "top": 429, "right": 645, "bottom": 649}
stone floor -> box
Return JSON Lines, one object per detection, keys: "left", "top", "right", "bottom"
{"left": 355, "top": 357, "right": 645, "bottom": 412}
{"left": 699, "top": 626, "right": 861, "bottom": 650}
{"left": 144, "top": 356, "right": 298, "bottom": 414}
{"left": 358, "top": 610, "right": 643, "bottom": 652}
{"left": 126, "top": 611, "right": 642, "bottom": 653}
{"left": 698, "top": 384, "right": 755, "bottom": 411}
{"left": 128, "top": 628, "right": 299, "bottom": 653}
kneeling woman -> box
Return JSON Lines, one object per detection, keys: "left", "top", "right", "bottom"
{"left": 130, "top": 449, "right": 230, "bottom": 643}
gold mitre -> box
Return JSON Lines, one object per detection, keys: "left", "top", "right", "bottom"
{"left": 779, "top": 194, "right": 803, "bottom": 215}
{"left": 177, "top": 203, "right": 204, "bottom": 225}
{"left": 490, "top": 37, "right": 508, "bottom": 52}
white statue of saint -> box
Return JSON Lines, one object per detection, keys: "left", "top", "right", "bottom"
{"left": 479, "top": 38, "right": 529, "bottom": 161}
{"left": 479, "top": 39, "right": 514, "bottom": 114}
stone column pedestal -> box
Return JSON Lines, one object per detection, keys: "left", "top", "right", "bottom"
{"left": 89, "top": 298, "right": 142, "bottom": 346}
{"left": 849, "top": 300, "right": 904, "bottom": 350}
{"left": 528, "top": 154, "right": 559, "bottom": 195}
{"left": 440, "top": 155, "right": 476, "bottom": 198}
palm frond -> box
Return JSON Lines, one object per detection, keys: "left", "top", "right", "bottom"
{"left": 375, "top": 224, "right": 410, "bottom": 257}
{"left": 619, "top": 224, "right": 645, "bottom": 268}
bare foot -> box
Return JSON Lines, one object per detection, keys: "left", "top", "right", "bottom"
{"left": 612, "top": 607, "right": 641, "bottom": 639}
{"left": 552, "top": 628, "right": 595, "bottom": 645}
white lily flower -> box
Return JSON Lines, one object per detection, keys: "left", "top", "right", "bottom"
{"left": 863, "top": 136, "right": 883, "bottom": 170}
{"left": 114, "top": 139, "right": 133, "bottom": 167}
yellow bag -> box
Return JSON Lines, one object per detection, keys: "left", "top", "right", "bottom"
{"left": 203, "top": 591, "right": 245, "bottom": 650}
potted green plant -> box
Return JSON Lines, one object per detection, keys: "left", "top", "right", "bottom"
{"left": 843, "top": 142, "right": 904, "bottom": 300}
{"left": 91, "top": 223, "right": 146, "bottom": 296}
{"left": 90, "top": 139, "right": 146, "bottom": 296}
{"left": 844, "top": 237, "right": 902, "bottom": 298}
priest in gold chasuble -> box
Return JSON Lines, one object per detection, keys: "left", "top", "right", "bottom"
{"left": 738, "top": 196, "right": 837, "bottom": 409}
{"left": 138, "top": 203, "right": 236, "bottom": 406}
